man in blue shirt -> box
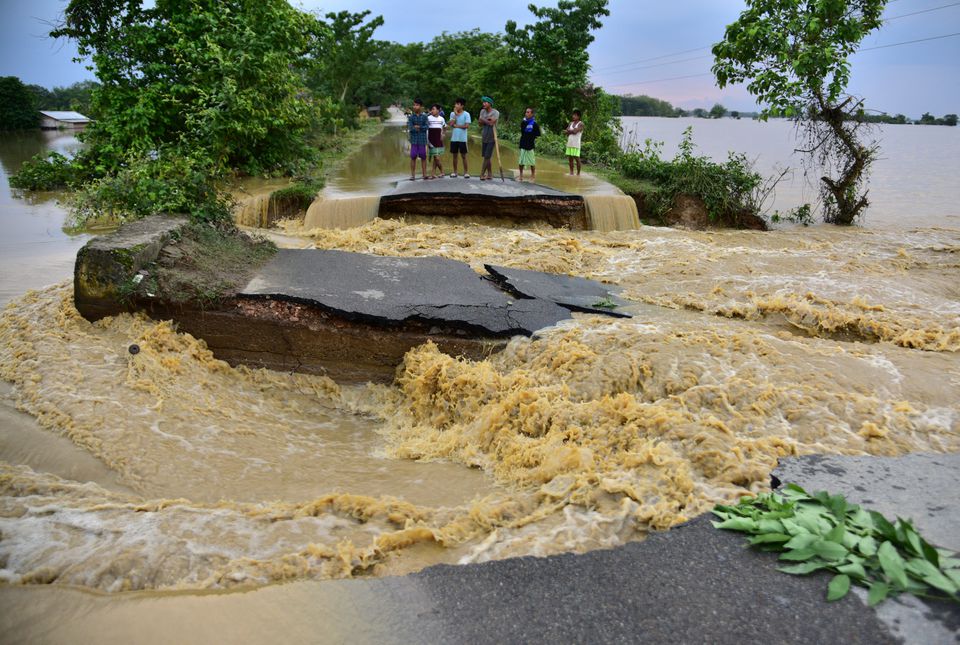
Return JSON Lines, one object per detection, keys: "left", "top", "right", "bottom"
{"left": 407, "top": 98, "right": 429, "bottom": 180}
{"left": 447, "top": 97, "right": 471, "bottom": 178}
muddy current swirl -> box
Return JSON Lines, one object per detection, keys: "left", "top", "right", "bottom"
{"left": 1, "top": 220, "right": 958, "bottom": 591}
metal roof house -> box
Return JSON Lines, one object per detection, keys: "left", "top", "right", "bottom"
{"left": 39, "top": 110, "right": 91, "bottom": 130}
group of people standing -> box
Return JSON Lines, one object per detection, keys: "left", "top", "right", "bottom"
{"left": 406, "top": 96, "right": 585, "bottom": 182}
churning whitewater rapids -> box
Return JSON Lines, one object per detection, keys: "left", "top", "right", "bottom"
{"left": 3, "top": 218, "right": 959, "bottom": 591}
{"left": 0, "top": 123, "right": 958, "bottom": 637}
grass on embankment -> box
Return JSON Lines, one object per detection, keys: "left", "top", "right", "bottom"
{"left": 124, "top": 222, "right": 277, "bottom": 306}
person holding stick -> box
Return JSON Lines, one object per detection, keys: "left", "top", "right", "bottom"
{"left": 478, "top": 96, "right": 499, "bottom": 181}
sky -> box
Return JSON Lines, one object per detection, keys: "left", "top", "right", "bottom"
{"left": 1, "top": 0, "right": 958, "bottom": 117}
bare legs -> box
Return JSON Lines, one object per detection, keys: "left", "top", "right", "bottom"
{"left": 567, "top": 155, "right": 581, "bottom": 175}
{"left": 452, "top": 153, "right": 468, "bottom": 177}
{"left": 410, "top": 156, "right": 427, "bottom": 179}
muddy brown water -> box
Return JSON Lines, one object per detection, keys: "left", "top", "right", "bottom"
{"left": 1, "top": 122, "right": 959, "bottom": 641}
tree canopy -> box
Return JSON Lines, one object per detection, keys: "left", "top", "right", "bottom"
{"left": 712, "top": 0, "right": 884, "bottom": 120}
{"left": 52, "top": 0, "right": 318, "bottom": 175}
{"left": 505, "top": 0, "right": 611, "bottom": 131}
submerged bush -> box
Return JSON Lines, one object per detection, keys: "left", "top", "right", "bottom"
{"left": 618, "top": 127, "right": 764, "bottom": 225}
{"left": 9, "top": 152, "right": 80, "bottom": 191}
{"left": 70, "top": 149, "right": 234, "bottom": 228}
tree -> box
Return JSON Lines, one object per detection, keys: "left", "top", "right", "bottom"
{"left": 712, "top": 0, "right": 886, "bottom": 225}
{"left": 52, "top": 0, "right": 317, "bottom": 175}
{"left": 692, "top": 107, "right": 707, "bottom": 118}
{"left": 709, "top": 103, "right": 728, "bottom": 119}
{"left": 398, "top": 30, "right": 520, "bottom": 117}
{"left": 305, "top": 10, "right": 384, "bottom": 128}
{"left": 944, "top": 114, "right": 958, "bottom": 127}
{"left": 0, "top": 76, "right": 39, "bottom": 130}
{"left": 619, "top": 94, "right": 678, "bottom": 117}
{"left": 919, "top": 112, "right": 936, "bottom": 125}
{"left": 731, "top": 110, "right": 741, "bottom": 119}
{"left": 505, "top": 0, "right": 610, "bottom": 131}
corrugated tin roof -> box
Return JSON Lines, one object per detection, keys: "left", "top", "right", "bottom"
{"left": 39, "top": 110, "right": 91, "bottom": 122}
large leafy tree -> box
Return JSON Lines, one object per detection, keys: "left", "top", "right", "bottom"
{"left": 406, "top": 30, "right": 521, "bottom": 117}
{"left": 306, "top": 10, "right": 384, "bottom": 126}
{"left": 0, "top": 77, "right": 40, "bottom": 130}
{"left": 52, "top": 0, "right": 317, "bottom": 175}
{"left": 505, "top": 0, "right": 610, "bottom": 131}
{"left": 712, "top": 0, "right": 886, "bottom": 224}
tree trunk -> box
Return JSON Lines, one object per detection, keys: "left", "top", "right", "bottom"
{"left": 816, "top": 94, "right": 872, "bottom": 225}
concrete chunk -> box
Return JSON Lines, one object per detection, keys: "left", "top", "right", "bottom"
{"left": 74, "top": 215, "right": 189, "bottom": 319}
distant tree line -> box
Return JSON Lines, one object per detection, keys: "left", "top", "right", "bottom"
{"left": 0, "top": 76, "right": 98, "bottom": 130}
{"left": 615, "top": 95, "right": 759, "bottom": 120}
{"left": 917, "top": 112, "right": 957, "bottom": 126}
{"left": 28, "top": 80, "right": 98, "bottom": 116}
{"left": 615, "top": 92, "right": 956, "bottom": 128}
{"left": 853, "top": 111, "right": 957, "bottom": 126}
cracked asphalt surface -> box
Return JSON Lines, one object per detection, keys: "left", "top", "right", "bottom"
{"left": 240, "top": 248, "right": 625, "bottom": 336}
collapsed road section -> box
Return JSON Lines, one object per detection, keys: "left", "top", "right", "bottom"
{"left": 74, "top": 216, "right": 628, "bottom": 381}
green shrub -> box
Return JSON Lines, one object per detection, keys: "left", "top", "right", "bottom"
{"left": 618, "top": 127, "right": 764, "bottom": 224}
{"left": 70, "top": 148, "right": 234, "bottom": 228}
{"left": 9, "top": 152, "right": 80, "bottom": 191}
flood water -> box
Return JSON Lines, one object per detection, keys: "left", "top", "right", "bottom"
{"left": 1, "top": 119, "right": 959, "bottom": 642}
{"left": 620, "top": 116, "right": 960, "bottom": 228}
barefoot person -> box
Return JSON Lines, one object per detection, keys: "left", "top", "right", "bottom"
{"left": 447, "top": 98, "right": 471, "bottom": 178}
{"left": 565, "top": 110, "right": 584, "bottom": 176}
{"left": 427, "top": 103, "right": 446, "bottom": 179}
{"left": 407, "top": 98, "right": 429, "bottom": 180}
{"left": 518, "top": 107, "right": 541, "bottom": 182}
{"left": 477, "top": 96, "right": 499, "bottom": 181}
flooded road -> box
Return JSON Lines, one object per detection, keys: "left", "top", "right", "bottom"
{"left": 1, "top": 120, "right": 959, "bottom": 640}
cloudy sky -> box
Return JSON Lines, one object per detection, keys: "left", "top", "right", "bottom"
{"left": 1, "top": 0, "right": 957, "bottom": 116}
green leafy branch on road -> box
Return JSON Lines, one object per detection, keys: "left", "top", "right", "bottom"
{"left": 712, "top": 484, "right": 960, "bottom": 605}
